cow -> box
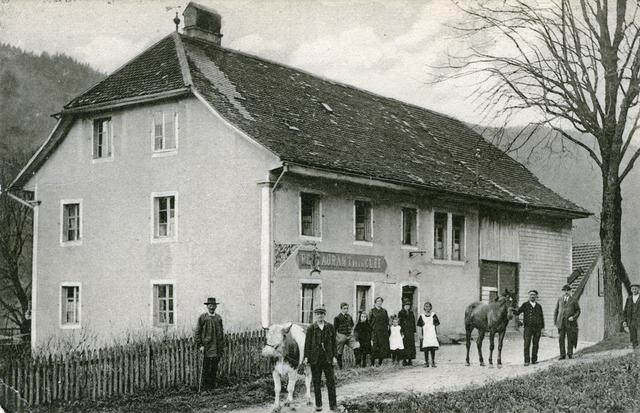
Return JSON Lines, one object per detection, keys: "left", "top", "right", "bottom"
{"left": 262, "top": 322, "right": 312, "bottom": 411}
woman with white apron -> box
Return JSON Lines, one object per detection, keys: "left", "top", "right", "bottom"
{"left": 417, "top": 301, "right": 440, "bottom": 367}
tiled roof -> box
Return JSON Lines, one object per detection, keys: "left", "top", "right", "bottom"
{"left": 57, "top": 33, "right": 588, "bottom": 216}
{"left": 573, "top": 242, "right": 601, "bottom": 274}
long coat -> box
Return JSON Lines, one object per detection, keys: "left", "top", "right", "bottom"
{"left": 554, "top": 295, "right": 580, "bottom": 349}
{"left": 515, "top": 301, "right": 545, "bottom": 330}
{"left": 624, "top": 295, "right": 640, "bottom": 327}
{"left": 369, "top": 307, "right": 390, "bottom": 359}
{"left": 195, "top": 313, "right": 225, "bottom": 358}
{"left": 304, "top": 322, "right": 337, "bottom": 365}
{"left": 398, "top": 309, "right": 416, "bottom": 359}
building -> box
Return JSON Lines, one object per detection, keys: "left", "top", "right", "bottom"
{"left": 9, "top": 3, "right": 589, "bottom": 348}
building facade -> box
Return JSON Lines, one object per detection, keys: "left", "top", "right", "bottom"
{"left": 10, "top": 3, "right": 588, "bottom": 348}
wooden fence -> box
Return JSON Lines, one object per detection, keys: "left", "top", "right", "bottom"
{"left": 0, "top": 379, "right": 31, "bottom": 413}
{"left": 1, "top": 330, "right": 273, "bottom": 407}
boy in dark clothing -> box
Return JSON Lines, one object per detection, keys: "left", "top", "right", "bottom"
{"left": 514, "top": 290, "right": 545, "bottom": 366}
{"left": 334, "top": 302, "right": 358, "bottom": 368}
{"left": 304, "top": 305, "right": 338, "bottom": 412}
{"left": 195, "top": 297, "right": 224, "bottom": 390}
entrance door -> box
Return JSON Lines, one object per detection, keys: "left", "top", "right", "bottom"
{"left": 401, "top": 285, "right": 418, "bottom": 318}
{"left": 480, "top": 261, "right": 518, "bottom": 329}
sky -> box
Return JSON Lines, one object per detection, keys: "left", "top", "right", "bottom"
{"left": 0, "top": 0, "right": 501, "bottom": 124}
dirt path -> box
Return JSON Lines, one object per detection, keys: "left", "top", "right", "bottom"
{"left": 212, "top": 337, "right": 632, "bottom": 413}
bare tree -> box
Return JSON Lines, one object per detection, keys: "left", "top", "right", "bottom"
{"left": 440, "top": 0, "right": 640, "bottom": 337}
{"left": 0, "top": 153, "right": 32, "bottom": 336}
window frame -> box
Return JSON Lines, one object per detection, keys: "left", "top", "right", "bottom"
{"left": 151, "top": 280, "right": 176, "bottom": 328}
{"left": 433, "top": 211, "right": 448, "bottom": 260}
{"left": 299, "top": 279, "right": 322, "bottom": 324}
{"left": 59, "top": 282, "right": 81, "bottom": 329}
{"left": 432, "top": 211, "right": 467, "bottom": 265}
{"left": 451, "top": 214, "right": 466, "bottom": 261}
{"left": 150, "top": 191, "right": 178, "bottom": 243}
{"left": 151, "top": 111, "right": 179, "bottom": 156}
{"left": 91, "top": 117, "right": 113, "bottom": 162}
{"left": 60, "top": 199, "right": 83, "bottom": 247}
{"left": 353, "top": 282, "right": 375, "bottom": 316}
{"left": 299, "top": 191, "right": 322, "bottom": 241}
{"left": 353, "top": 199, "right": 373, "bottom": 245}
{"left": 400, "top": 207, "right": 419, "bottom": 249}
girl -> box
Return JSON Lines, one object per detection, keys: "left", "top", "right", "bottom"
{"left": 369, "top": 297, "right": 390, "bottom": 366}
{"left": 353, "top": 311, "right": 372, "bottom": 367}
{"left": 389, "top": 314, "right": 404, "bottom": 365}
{"left": 417, "top": 301, "right": 440, "bottom": 367}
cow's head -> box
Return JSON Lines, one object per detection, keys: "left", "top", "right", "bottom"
{"left": 261, "top": 322, "right": 293, "bottom": 359}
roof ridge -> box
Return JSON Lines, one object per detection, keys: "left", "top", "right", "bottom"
{"left": 173, "top": 32, "right": 193, "bottom": 87}
{"left": 64, "top": 34, "right": 180, "bottom": 109}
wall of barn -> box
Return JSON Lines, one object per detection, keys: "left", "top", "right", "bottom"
{"left": 578, "top": 259, "right": 604, "bottom": 343}
{"left": 271, "top": 174, "right": 481, "bottom": 336}
{"left": 25, "top": 97, "right": 280, "bottom": 349}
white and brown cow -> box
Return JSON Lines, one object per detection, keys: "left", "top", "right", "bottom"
{"left": 262, "top": 322, "right": 312, "bottom": 410}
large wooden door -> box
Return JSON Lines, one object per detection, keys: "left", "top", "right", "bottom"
{"left": 480, "top": 261, "right": 518, "bottom": 302}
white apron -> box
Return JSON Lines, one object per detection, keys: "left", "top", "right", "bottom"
{"left": 420, "top": 313, "right": 439, "bottom": 349}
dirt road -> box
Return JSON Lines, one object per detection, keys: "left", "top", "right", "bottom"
{"left": 212, "top": 337, "right": 631, "bottom": 413}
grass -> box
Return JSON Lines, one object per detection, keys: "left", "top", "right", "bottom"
{"left": 343, "top": 352, "right": 640, "bottom": 413}
{"left": 576, "top": 332, "right": 631, "bottom": 355}
{"left": 33, "top": 362, "right": 404, "bottom": 412}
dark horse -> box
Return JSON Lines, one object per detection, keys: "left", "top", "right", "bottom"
{"left": 465, "top": 290, "right": 514, "bottom": 367}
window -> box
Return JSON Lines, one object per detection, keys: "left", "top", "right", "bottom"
{"left": 300, "top": 283, "right": 320, "bottom": 323}
{"left": 153, "top": 111, "right": 178, "bottom": 152}
{"left": 452, "top": 215, "right": 465, "bottom": 261}
{"left": 300, "top": 193, "right": 321, "bottom": 238}
{"left": 61, "top": 201, "right": 81, "bottom": 244}
{"left": 401, "top": 207, "right": 417, "bottom": 246}
{"left": 597, "top": 268, "right": 604, "bottom": 297}
{"left": 153, "top": 194, "right": 176, "bottom": 239}
{"left": 92, "top": 118, "right": 112, "bottom": 159}
{"left": 153, "top": 284, "right": 175, "bottom": 326}
{"left": 60, "top": 284, "right": 80, "bottom": 327}
{"left": 355, "top": 284, "right": 372, "bottom": 314}
{"left": 434, "top": 212, "right": 448, "bottom": 259}
{"left": 354, "top": 200, "right": 372, "bottom": 242}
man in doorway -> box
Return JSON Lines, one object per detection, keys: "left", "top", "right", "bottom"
{"left": 195, "top": 297, "right": 225, "bottom": 390}
{"left": 554, "top": 285, "right": 581, "bottom": 359}
{"left": 304, "top": 305, "right": 338, "bottom": 412}
{"left": 514, "top": 290, "right": 545, "bottom": 366}
{"left": 623, "top": 283, "right": 640, "bottom": 349}
{"left": 334, "top": 302, "right": 358, "bottom": 369}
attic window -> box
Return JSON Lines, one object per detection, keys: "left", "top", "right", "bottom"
{"left": 321, "top": 103, "right": 333, "bottom": 113}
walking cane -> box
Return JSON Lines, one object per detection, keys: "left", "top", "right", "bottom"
{"left": 198, "top": 347, "right": 204, "bottom": 393}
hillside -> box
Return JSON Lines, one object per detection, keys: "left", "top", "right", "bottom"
{"left": 0, "top": 43, "right": 104, "bottom": 165}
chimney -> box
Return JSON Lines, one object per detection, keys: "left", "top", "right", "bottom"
{"left": 182, "top": 2, "right": 223, "bottom": 46}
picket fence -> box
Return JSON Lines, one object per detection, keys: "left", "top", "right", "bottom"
{"left": 2, "top": 330, "right": 274, "bottom": 407}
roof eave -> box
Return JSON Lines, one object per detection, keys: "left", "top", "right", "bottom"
{"left": 60, "top": 88, "right": 192, "bottom": 116}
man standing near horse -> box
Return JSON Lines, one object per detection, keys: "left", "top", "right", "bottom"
{"left": 554, "top": 285, "right": 581, "bottom": 359}
{"left": 195, "top": 297, "right": 225, "bottom": 390}
{"left": 304, "top": 305, "right": 338, "bottom": 412}
{"left": 622, "top": 283, "right": 640, "bottom": 349}
{"left": 514, "top": 290, "right": 544, "bottom": 366}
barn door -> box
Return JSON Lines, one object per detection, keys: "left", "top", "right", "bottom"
{"left": 480, "top": 261, "right": 519, "bottom": 329}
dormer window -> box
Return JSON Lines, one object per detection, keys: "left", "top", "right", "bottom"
{"left": 92, "top": 118, "right": 112, "bottom": 159}
{"left": 153, "top": 112, "right": 178, "bottom": 153}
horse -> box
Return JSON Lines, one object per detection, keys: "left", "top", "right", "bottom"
{"left": 464, "top": 289, "right": 515, "bottom": 367}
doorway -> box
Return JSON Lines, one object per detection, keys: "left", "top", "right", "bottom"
{"left": 480, "top": 261, "right": 519, "bottom": 329}
{"left": 401, "top": 285, "right": 418, "bottom": 318}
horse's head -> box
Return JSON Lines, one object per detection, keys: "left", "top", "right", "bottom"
{"left": 496, "top": 289, "right": 515, "bottom": 320}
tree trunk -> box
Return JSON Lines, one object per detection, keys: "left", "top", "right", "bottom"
{"left": 600, "top": 177, "right": 624, "bottom": 338}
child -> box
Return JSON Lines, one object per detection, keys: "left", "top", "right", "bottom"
{"left": 334, "top": 302, "right": 358, "bottom": 369}
{"left": 417, "top": 302, "right": 440, "bottom": 367}
{"left": 354, "top": 311, "right": 372, "bottom": 367}
{"left": 389, "top": 314, "right": 404, "bottom": 365}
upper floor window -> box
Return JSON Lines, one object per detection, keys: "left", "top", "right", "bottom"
{"left": 61, "top": 201, "right": 82, "bottom": 245}
{"left": 451, "top": 215, "right": 465, "bottom": 261}
{"left": 92, "top": 118, "right": 112, "bottom": 159}
{"left": 153, "top": 111, "right": 178, "bottom": 152}
{"left": 153, "top": 283, "right": 175, "bottom": 326}
{"left": 401, "top": 207, "right": 418, "bottom": 246}
{"left": 60, "top": 284, "right": 80, "bottom": 328}
{"left": 301, "top": 282, "right": 320, "bottom": 324}
{"left": 434, "top": 212, "right": 448, "bottom": 259}
{"left": 354, "top": 200, "right": 372, "bottom": 242}
{"left": 300, "top": 192, "right": 321, "bottom": 238}
{"left": 153, "top": 193, "right": 176, "bottom": 241}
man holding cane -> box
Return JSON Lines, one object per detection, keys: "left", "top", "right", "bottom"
{"left": 195, "top": 297, "right": 225, "bottom": 390}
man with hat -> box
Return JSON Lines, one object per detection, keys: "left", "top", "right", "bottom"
{"left": 195, "top": 297, "right": 225, "bottom": 390}
{"left": 554, "top": 285, "right": 581, "bottom": 359}
{"left": 514, "top": 290, "right": 545, "bottom": 365}
{"left": 303, "top": 304, "right": 338, "bottom": 412}
{"left": 623, "top": 283, "right": 640, "bottom": 349}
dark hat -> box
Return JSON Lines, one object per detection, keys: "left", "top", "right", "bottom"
{"left": 313, "top": 304, "right": 327, "bottom": 314}
{"left": 631, "top": 283, "right": 640, "bottom": 288}
{"left": 561, "top": 284, "right": 571, "bottom": 291}
{"left": 402, "top": 298, "right": 412, "bottom": 306}
{"left": 204, "top": 297, "right": 220, "bottom": 305}
{"left": 528, "top": 290, "right": 539, "bottom": 295}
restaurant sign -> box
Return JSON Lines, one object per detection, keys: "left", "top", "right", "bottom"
{"left": 297, "top": 250, "right": 387, "bottom": 273}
